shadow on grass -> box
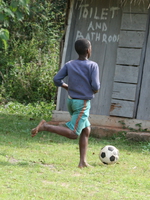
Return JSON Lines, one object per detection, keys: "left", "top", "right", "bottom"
{"left": 0, "top": 113, "right": 148, "bottom": 153}
{"left": 0, "top": 154, "right": 57, "bottom": 170}
{"left": 0, "top": 160, "right": 30, "bottom": 167}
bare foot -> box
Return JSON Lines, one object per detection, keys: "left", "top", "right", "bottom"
{"left": 78, "top": 162, "right": 92, "bottom": 168}
{"left": 31, "top": 120, "right": 46, "bottom": 137}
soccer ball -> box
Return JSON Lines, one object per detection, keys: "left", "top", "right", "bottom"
{"left": 99, "top": 145, "right": 119, "bottom": 165}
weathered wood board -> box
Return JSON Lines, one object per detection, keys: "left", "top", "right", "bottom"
{"left": 114, "top": 65, "right": 139, "bottom": 83}
{"left": 110, "top": 99, "right": 135, "bottom": 118}
{"left": 119, "top": 31, "right": 145, "bottom": 48}
{"left": 121, "top": 14, "right": 147, "bottom": 30}
{"left": 122, "top": 1, "right": 149, "bottom": 14}
{"left": 116, "top": 48, "right": 142, "bottom": 65}
{"left": 112, "top": 82, "right": 137, "bottom": 101}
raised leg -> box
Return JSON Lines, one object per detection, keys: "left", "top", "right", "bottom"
{"left": 78, "top": 126, "right": 91, "bottom": 168}
{"left": 31, "top": 120, "right": 78, "bottom": 139}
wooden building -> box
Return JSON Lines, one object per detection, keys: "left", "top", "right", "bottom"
{"left": 53, "top": 0, "right": 150, "bottom": 127}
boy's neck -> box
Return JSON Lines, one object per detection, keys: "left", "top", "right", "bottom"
{"left": 78, "top": 55, "right": 88, "bottom": 60}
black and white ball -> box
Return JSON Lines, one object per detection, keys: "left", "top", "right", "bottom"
{"left": 99, "top": 145, "right": 119, "bottom": 165}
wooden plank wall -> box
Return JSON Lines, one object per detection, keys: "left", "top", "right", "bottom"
{"left": 110, "top": 2, "right": 149, "bottom": 118}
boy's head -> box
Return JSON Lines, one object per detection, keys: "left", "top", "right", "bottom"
{"left": 75, "top": 38, "right": 91, "bottom": 58}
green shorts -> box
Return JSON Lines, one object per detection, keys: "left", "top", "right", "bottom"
{"left": 66, "top": 98, "right": 91, "bottom": 136}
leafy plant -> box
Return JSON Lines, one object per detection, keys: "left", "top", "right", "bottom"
{"left": 0, "top": 28, "right": 9, "bottom": 49}
{"left": 0, "top": 42, "right": 59, "bottom": 103}
{"left": 0, "top": 0, "right": 30, "bottom": 49}
{"left": 118, "top": 120, "right": 149, "bottom": 132}
{"left": 142, "top": 143, "right": 150, "bottom": 153}
{"left": 0, "top": 0, "right": 67, "bottom": 104}
{"left": 0, "top": 101, "right": 55, "bottom": 119}
{"left": 135, "top": 123, "right": 148, "bottom": 132}
{"left": 118, "top": 120, "right": 126, "bottom": 129}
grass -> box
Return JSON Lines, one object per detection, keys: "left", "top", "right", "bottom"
{"left": 0, "top": 103, "right": 150, "bottom": 200}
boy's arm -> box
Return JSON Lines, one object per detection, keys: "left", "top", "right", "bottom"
{"left": 91, "top": 64, "right": 100, "bottom": 93}
{"left": 61, "top": 83, "right": 68, "bottom": 91}
{"left": 53, "top": 64, "right": 68, "bottom": 87}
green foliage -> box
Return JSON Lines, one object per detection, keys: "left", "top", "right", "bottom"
{"left": 0, "top": 0, "right": 67, "bottom": 103}
{"left": 0, "top": 101, "right": 55, "bottom": 119}
{"left": 142, "top": 143, "right": 150, "bottom": 153}
{"left": 0, "top": 0, "right": 30, "bottom": 49}
{"left": 118, "top": 120, "right": 126, "bottom": 129}
{"left": 0, "top": 28, "right": 9, "bottom": 49}
{"left": 118, "top": 120, "right": 149, "bottom": 132}
{"left": 135, "top": 123, "right": 148, "bottom": 132}
{"left": 0, "top": 40, "right": 59, "bottom": 103}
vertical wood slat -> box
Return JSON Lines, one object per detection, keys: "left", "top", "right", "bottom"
{"left": 56, "top": 0, "right": 75, "bottom": 111}
{"left": 136, "top": 22, "right": 150, "bottom": 120}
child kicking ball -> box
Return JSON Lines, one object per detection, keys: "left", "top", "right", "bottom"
{"left": 31, "top": 38, "right": 100, "bottom": 168}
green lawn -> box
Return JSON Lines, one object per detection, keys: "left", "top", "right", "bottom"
{"left": 0, "top": 110, "right": 150, "bottom": 200}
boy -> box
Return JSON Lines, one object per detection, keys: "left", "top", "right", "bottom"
{"left": 31, "top": 38, "right": 100, "bottom": 168}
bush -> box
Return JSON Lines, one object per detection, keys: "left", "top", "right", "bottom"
{"left": 0, "top": 0, "right": 67, "bottom": 104}
{"left": 0, "top": 40, "right": 59, "bottom": 103}
{"left": 0, "top": 100, "right": 55, "bottom": 119}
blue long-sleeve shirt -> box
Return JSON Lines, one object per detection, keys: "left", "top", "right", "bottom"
{"left": 53, "top": 59, "right": 100, "bottom": 100}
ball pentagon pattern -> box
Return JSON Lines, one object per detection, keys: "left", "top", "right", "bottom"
{"left": 99, "top": 145, "right": 119, "bottom": 165}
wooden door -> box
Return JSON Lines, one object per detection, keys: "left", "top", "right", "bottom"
{"left": 110, "top": 2, "right": 149, "bottom": 118}
{"left": 57, "top": 0, "right": 122, "bottom": 115}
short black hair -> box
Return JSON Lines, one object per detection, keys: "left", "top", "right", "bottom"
{"left": 75, "top": 38, "right": 91, "bottom": 55}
